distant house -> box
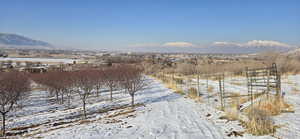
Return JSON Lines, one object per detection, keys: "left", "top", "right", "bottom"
{"left": 0, "top": 51, "right": 8, "bottom": 57}
{"left": 20, "top": 67, "right": 47, "bottom": 73}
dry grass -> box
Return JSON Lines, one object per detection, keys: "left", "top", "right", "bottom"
{"left": 230, "top": 82, "right": 243, "bottom": 86}
{"left": 187, "top": 87, "right": 202, "bottom": 102}
{"left": 292, "top": 87, "right": 300, "bottom": 94}
{"left": 220, "top": 96, "right": 241, "bottom": 121}
{"left": 78, "top": 119, "right": 92, "bottom": 125}
{"left": 174, "top": 89, "right": 185, "bottom": 95}
{"left": 10, "top": 124, "right": 41, "bottom": 131}
{"left": 242, "top": 108, "right": 277, "bottom": 136}
{"left": 207, "top": 86, "right": 214, "bottom": 93}
{"left": 220, "top": 107, "right": 240, "bottom": 121}
{"left": 223, "top": 94, "right": 292, "bottom": 136}
{"left": 107, "top": 109, "right": 136, "bottom": 118}
{"left": 254, "top": 95, "right": 294, "bottom": 116}
{"left": 174, "top": 78, "right": 184, "bottom": 84}
{"left": 165, "top": 82, "right": 184, "bottom": 95}
{"left": 240, "top": 95, "right": 293, "bottom": 135}
{"left": 188, "top": 87, "right": 198, "bottom": 98}
{"left": 287, "top": 80, "right": 296, "bottom": 85}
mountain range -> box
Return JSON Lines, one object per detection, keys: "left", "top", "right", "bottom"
{"left": 0, "top": 33, "right": 53, "bottom": 49}
{"left": 0, "top": 33, "right": 298, "bottom": 54}
{"left": 130, "top": 40, "right": 298, "bottom": 54}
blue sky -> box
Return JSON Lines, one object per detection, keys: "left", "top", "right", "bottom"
{"left": 0, "top": 0, "right": 299, "bottom": 50}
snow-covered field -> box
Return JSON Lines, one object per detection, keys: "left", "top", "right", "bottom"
{"left": 3, "top": 76, "right": 300, "bottom": 139}
{"left": 189, "top": 74, "right": 300, "bottom": 139}
{"left": 0, "top": 57, "right": 77, "bottom": 64}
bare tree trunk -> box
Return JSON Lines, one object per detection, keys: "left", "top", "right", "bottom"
{"left": 67, "top": 94, "right": 71, "bottom": 107}
{"left": 61, "top": 93, "right": 64, "bottom": 104}
{"left": 1, "top": 113, "right": 5, "bottom": 136}
{"left": 56, "top": 91, "right": 59, "bottom": 102}
{"left": 83, "top": 100, "right": 87, "bottom": 119}
{"left": 110, "top": 86, "right": 113, "bottom": 101}
{"left": 96, "top": 86, "right": 100, "bottom": 97}
{"left": 131, "top": 94, "right": 134, "bottom": 108}
{"left": 197, "top": 74, "right": 200, "bottom": 96}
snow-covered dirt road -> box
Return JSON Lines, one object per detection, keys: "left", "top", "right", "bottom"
{"left": 109, "top": 84, "right": 224, "bottom": 139}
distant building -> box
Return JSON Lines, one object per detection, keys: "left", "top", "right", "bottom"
{"left": 20, "top": 67, "right": 47, "bottom": 73}
{"left": 0, "top": 51, "right": 8, "bottom": 57}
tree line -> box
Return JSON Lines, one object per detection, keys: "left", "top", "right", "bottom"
{"left": 0, "top": 64, "right": 147, "bottom": 136}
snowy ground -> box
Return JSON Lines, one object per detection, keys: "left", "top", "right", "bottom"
{"left": 2, "top": 76, "right": 300, "bottom": 139}
{"left": 0, "top": 57, "right": 77, "bottom": 64}
{"left": 274, "top": 75, "right": 300, "bottom": 139}
{"left": 188, "top": 74, "right": 300, "bottom": 139}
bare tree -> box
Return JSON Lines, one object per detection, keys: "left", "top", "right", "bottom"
{"left": 0, "top": 72, "right": 30, "bottom": 136}
{"left": 73, "top": 70, "right": 94, "bottom": 119}
{"left": 59, "top": 72, "right": 75, "bottom": 106}
{"left": 32, "top": 71, "right": 71, "bottom": 104}
{"left": 103, "top": 66, "right": 120, "bottom": 101}
{"left": 120, "top": 65, "right": 147, "bottom": 107}
{"left": 91, "top": 69, "right": 104, "bottom": 97}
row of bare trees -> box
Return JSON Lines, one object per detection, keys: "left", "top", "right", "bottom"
{"left": 31, "top": 64, "right": 147, "bottom": 119}
{"left": 0, "top": 72, "right": 30, "bottom": 136}
{"left": 0, "top": 65, "right": 146, "bottom": 136}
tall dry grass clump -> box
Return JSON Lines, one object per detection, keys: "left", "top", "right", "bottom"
{"left": 241, "top": 95, "right": 293, "bottom": 135}
{"left": 221, "top": 107, "right": 240, "bottom": 121}
{"left": 166, "top": 82, "right": 184, "bottom": 95}
{"left": 220, "top": 96, "right": 241, "bottom": 121}
{"left": 255, "top": 95, "right": 293, "bottom": 116}
{"left": 207, "top": 86, "right": 214, "bottom": 93}
{"left": 244, "top": 108, "right": 276, "bottom": 135}
{"left": 187, "top": 87, "right": 202, "bottom": 102}
{"left": 188, "top": 87, "right": 198, "bottom": 98}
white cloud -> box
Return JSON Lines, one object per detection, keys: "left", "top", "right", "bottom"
{"left": 245, "top": 40, "right": 291, "bottom": 47}
{"left": 162, "top": 42, "right": 195, "bottom": 47}
{"left": 213, "top": 40, "right": 292, "bottom": 48}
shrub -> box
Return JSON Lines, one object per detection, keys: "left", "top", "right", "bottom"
{"left": 174, "top": 78, "right": 184, "bottom": 84}
{"left": 220, "top": 96, "right": 240, "bottom": 121}
{"left": 188, "top": 87, "right": 198, "bottom": 98}
{"left": 254, "top": 95, "right": 293, "bottom": 116}
{"left": 244, "top": 108, "right": 276, "bottom": 135}
{"left": 220, "top": 107, "right": 240, "bottom": 121}
{"left": 207, "top": 86, "right": 214, "bottom": 93}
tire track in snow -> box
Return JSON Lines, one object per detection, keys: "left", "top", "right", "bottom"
{"left": 109, "top": 79, "right": 225, "bottom": 139}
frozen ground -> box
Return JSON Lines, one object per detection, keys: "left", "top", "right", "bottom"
{"left": 22, "top": 79, "right": 231, "bottom": 139}
{"left": 2, "top": 76, "right": 300, "bottom": 139}
{"left": 0, "top": 57, "right": 77, "bottom": 64}
{"left": 189, "top": 75, "right": 300, "bottom": 139}
{"left": 274, "top": 75, "right": 300, "bottom": 139}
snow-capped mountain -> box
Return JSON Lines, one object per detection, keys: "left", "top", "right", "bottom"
{"left": 0, "top": 33, "right": 53, "bottom": 49}
{"left": 209, "top": 40, "right": 295, "bottom": 54}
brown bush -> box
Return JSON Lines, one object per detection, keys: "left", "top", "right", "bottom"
{"left": 188, "top": 87, "right": 198, "bottom": 98}
{"left": 244, "top": 108, "right": 276, "bottom": 135}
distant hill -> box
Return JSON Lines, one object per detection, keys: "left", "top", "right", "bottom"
{"left": 0, "top": 33, "right": 53, "bottom": 49}
{"left": 207, "top": 40, "right": 295, "bottom": 54}
{"left": 129, "top": 40, "right": 296, "bottom": 54}
{"left": 286, "top": 48, "right": 300, "bottom": 56}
